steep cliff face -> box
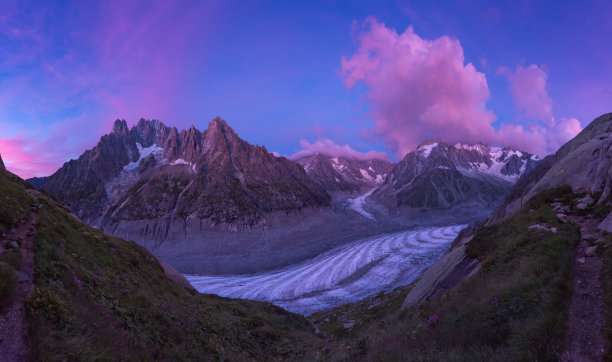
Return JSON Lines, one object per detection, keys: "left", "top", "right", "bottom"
{"left": 294, "top": 153, "right": 394, "bottom": 196}
{"left": 491, "top": 113, "right": 612, "bottom": 223}
{"left": 0, "top": 154, "right": 4, "bottom": 170}
{"left": 366, "top": 141, "right": 538, "bottom": 222}
{"left": 42, "top": 118, "right": 335, "bottom": 264}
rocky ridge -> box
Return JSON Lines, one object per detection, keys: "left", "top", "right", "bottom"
{"left": 294, "top": 153, "right": 393, "bottom": 198}
{"left": 365, "top": 141, "right": 538, "bottom": 224}
{"left": 43, "top": 117, "right": 332, "bottom": 230}
{"left": 491, "top": 112, "right": 612, "bottom": 224}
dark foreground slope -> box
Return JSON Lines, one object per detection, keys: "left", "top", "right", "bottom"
{"left": 0, "top": 169, "right": 327, "bottom": 360}
{"left": 311, "top": 187, "right": 580, "bottom": 360}
{"left": 309, "top": 113, "right": 612, "bottom": 360}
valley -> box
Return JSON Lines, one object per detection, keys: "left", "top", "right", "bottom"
{"left": 186, "top": 225, "right": 463, "bottom": 315}
{"left": 2, "top": 3, "right": 610, "bottom": 359}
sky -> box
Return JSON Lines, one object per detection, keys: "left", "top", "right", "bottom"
{"left": 0, "top": 0, "right": 611, "bottom": 178}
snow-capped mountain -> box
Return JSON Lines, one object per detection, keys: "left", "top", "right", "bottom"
{"left": 294, "top": 153, "right": 394, "bottom": 196}
{"left": 40, "top": 118, "right": 390, "bottom": 275}
{"left": 365, "top": 141, "right": 539, "bottom": 222}
{"left": 42, "top": 117, "right": 332, "bottom": 231}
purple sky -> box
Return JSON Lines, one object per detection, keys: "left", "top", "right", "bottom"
{"left": 1, "top": 0, "right": 611, "bottom": 178}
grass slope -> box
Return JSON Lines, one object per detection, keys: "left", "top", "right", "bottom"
{"left": 312, "top": 186, "right": 579, "bottom": 361}
{"left": 0, "top": 169, "right": 325, "bottom": 361}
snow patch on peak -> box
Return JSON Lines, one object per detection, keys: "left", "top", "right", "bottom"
{"left": 171, "top": 158, "right": 190, "bottom": 165}
{"left": 417, "top": 142, "right": 438, "bottom": 158}
{"left": 124, "top": 143, "right": 164, "bottom": 171}
{"left": 331, "top": 158, "right": 346, "bottom": 173}
{"left": 360, "top": 169, "right": 374, "bottom": 182}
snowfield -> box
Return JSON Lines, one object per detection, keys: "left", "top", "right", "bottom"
{"left": 185, "top": 225, "right": 463, "bottom": 315}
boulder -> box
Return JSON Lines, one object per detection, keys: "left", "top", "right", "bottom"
{"left": 585, "top": 246, "right": 597, "bottom": 257}
{"left": 598, "top": 210, "right": 612, "bottom": 233}
{"left": 16, "top": 271, "right": 29, "bottom": 283}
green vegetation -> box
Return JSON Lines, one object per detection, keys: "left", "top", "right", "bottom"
{"left": 0, "top": 169, "right": 326, "bottom": 360}
{"left": 312, "top": 186, "right": 578, "bottom": 361}
{"left": 0, "top": 166, "right": 599, "bottom": 360}
{"left": 0, "top": 169, "right": 33, "bottom": 236}
{"left": 0, "top": 169, "right": 32, "bottom": 312}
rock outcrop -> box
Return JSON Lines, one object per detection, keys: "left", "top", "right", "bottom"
{"left": 491, "top": 113, "right": 612, "bottom": 223}
{"left": 0, "top": 154, "right": 4, "bottom": 170}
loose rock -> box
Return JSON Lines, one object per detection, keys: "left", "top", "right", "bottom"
{"left": 585, "top": 246, "right": 597, "bottom": 257}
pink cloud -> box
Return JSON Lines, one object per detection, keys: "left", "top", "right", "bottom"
{"left": 341, "top": 17, "right": 497, "bottom": 158}
{"left": 496, "top": 117, "right": 582, "bottom": 155}
{"left": 0, "top": 136, "right": 65, "bottom": 178}
{"left": 289, "top": 138, "right": 389, "bottom": 161}
{"left": 340, "top": 18, "right": 581, "bottom": 157}
{"left": 500, "top": 64, "right": 553, "bottom": 123}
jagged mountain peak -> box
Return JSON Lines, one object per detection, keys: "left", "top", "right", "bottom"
{"left": 204, "top": 116, "right": 239, "bottom": 142}
{"left": 366, "top": 140, "right": 540, "bottom": 217}
{"left": 42, "top": 117, "right": 332, "bottom": 236}
{"left": 209, "top": 115, "right": 229, "bottom": 128}
{"left": 112, "top": 119, "right": 129, "bottom": 136}
{"left": 0, "top": 153, "right": 5, "bottom": 170}
{"left": 402, "top": 140, "right": 538, "bottom": 179}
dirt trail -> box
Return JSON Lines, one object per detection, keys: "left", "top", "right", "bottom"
{"left": 557, "top": 203, "right": 605, "bottom": 362}
{"left": 0, "top": 193, "right": 39, "bottom": 362}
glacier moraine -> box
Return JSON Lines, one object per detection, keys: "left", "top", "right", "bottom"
{"left": 185, "top": 225, "right": 464, "bottom": 315}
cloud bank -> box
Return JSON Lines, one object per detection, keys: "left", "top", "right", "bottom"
{"left": 500, "top": 64, "right": 553, "bottom": 123}
{"left": 340, "top": 17, "right": 581, "bottom": 157}
{"left": 289, "top": 138, "right": 389, "bottom": 161}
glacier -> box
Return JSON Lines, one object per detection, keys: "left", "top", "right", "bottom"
{"left": 186, "top": 225, "right": 463, "bottom": 315}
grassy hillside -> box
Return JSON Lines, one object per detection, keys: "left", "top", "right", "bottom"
{"left": 0, "top": 169, "right": 326, "bottom": 361}
{"left": 0, "top": 171, "right": 33, "bottom": 311}
{"left": 311, "top": 186, "right": 579, "bottom": 360}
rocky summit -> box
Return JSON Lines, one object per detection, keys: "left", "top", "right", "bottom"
{"left": 294, "top": 153, "right": 393, "bottom": 198}
{"left": 365, "top": 141, "right": 539, "bottom": 224}
{"left": 0, "top": 154, "right": 4, "bottom": 170}
{"left": 43, "top": 117, "right": 332, "bottom": 228}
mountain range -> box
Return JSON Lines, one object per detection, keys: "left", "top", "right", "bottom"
{"left": 35, "top": 119, "right": 378, "bottom": 274}
{"left": 29, "top": 118, "right": 538, "bottom": 274}
{"left": 4, "top": 113, "right": 612, "bottom": 360}
{"left": 365, "top": 141, "right": 538, "bottom": 224}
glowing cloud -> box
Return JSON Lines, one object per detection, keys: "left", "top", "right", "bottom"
{"left": 340, "top": 18, "right": 581, "bottom": 157}
{"left": 289, "top": 138, "right": 388, "bottom": 161}
{"left": 500, "top": 64, "right": 553, "bottom": 122}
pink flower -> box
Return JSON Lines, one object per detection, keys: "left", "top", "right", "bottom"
{"left": 74, "top": 278, "right": 83, "bottom": 290}
{"left": 59, "top": 243, "right": 65, "bottom": 251}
